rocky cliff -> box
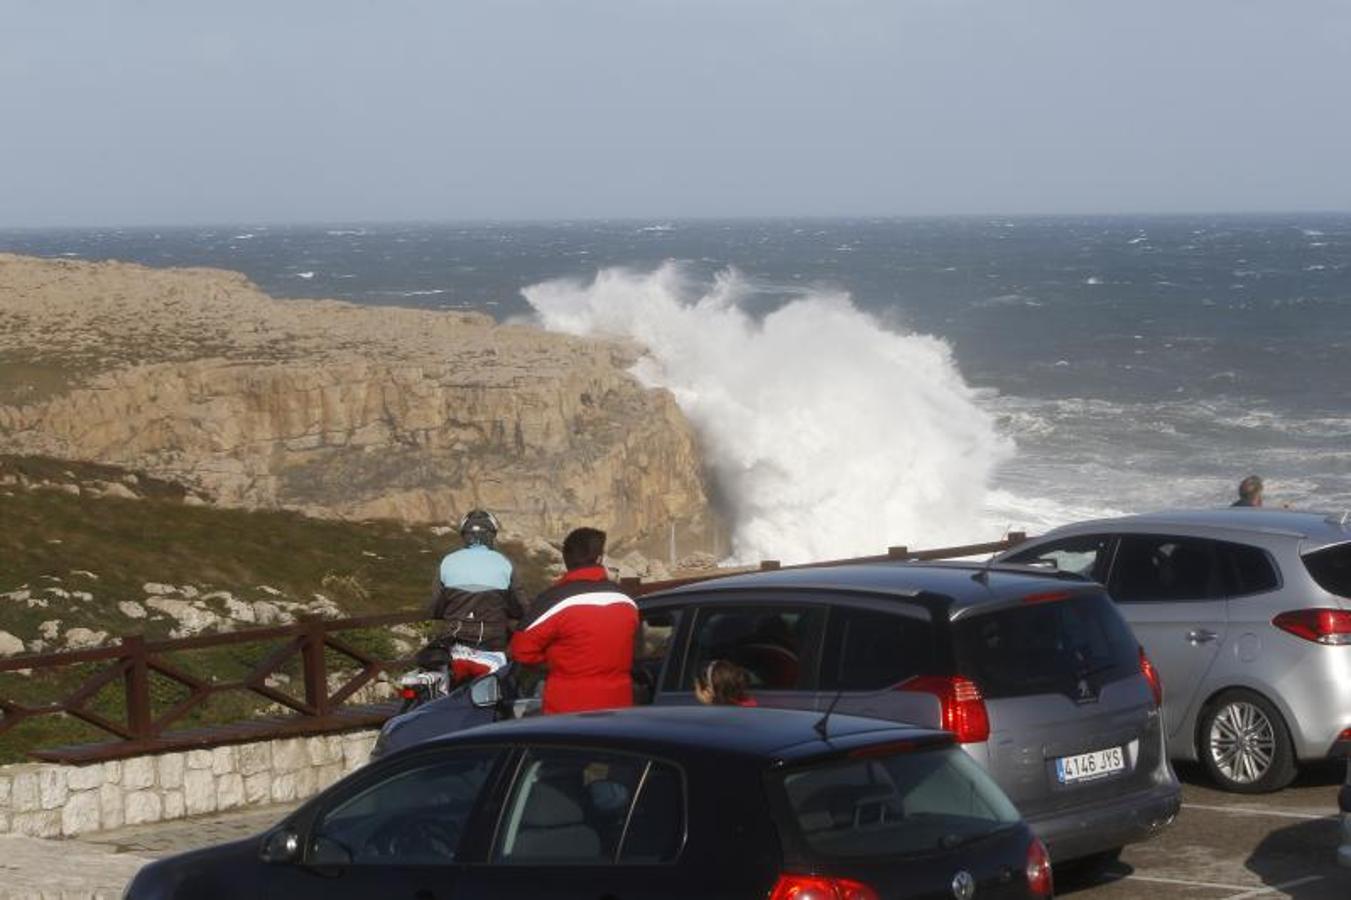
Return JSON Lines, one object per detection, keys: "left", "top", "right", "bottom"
{"left": 0, "top": 254, "right": 714, "bottom": 547}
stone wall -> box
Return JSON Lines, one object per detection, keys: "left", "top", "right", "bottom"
{"left": 0, "top": 730, "right": 377, "bottom": 838}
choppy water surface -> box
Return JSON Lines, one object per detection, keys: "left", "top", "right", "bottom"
{"left": 5, "top": 215, "right": 1349, "bottom": 559}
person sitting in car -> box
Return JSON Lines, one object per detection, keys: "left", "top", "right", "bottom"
{"left": 694, "top": 659, "right": 758, "bottom": 708}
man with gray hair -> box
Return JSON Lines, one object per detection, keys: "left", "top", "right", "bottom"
{"left": 1232, "top": 475, "right": 1264, "bottom": 507}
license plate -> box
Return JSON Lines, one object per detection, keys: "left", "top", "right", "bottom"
{"left": 1055, "top": 746, "right": 1125, "bottom": 784}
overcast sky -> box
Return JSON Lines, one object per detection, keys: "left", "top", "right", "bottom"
{"left": 2, "top": 1, "right": 1349, "bottom": 227}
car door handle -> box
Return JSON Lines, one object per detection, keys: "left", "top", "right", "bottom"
{"left": 1187, "top": 629, "right": 1218, "bottom": 644}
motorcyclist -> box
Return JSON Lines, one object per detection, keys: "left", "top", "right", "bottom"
{"left": 426, "top": 509, "right": 525, "bottom": 683}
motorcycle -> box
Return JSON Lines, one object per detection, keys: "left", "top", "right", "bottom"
{"left": 373, "top": 660, "right": 530, "bottom": 760}
{"left": 394, "top": 638, "right": 509, "bottom": 713}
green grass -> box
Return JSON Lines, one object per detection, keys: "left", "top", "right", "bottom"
{"left": 0, "top": 454, "right": 556, "bottom": 762}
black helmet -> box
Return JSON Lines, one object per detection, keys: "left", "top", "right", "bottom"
{"left": 458, "top": 509, "right": 500, "bottom": 547}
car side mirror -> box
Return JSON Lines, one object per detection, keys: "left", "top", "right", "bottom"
{"left": 470, "top": 674, "right": 501, "bottom": 708}
{"left": 308, "top": 835, "right": 353, "bottom": 867}
{"left": 259, "top": 828, "right": 301, "bottom": 864}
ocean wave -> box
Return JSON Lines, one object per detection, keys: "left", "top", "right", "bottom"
{"left": 376, "top": 288, "right": 448, "bottom": 297}
{"left": 1084, "top": 276, "right": 1103, "bottom": 285}
{"left": 295, "top": 271, "right": 315, "bottom": 279}
{"left": 326, "top": 229, "right": 367, "bottom": 236}
{"left": 523, "top": 263, "right": 1012, "bottom": 563}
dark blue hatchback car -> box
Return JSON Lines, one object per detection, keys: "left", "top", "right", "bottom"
{"left": 125, "top": 707, "right": 1052, "bottom": 899}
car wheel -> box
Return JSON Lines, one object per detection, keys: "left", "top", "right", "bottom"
{"left": 1054, "top": 846, "right": 1122, "bottom": 887}
{"left": 1199, "top": 689, "right": 1297, "bottom": 793}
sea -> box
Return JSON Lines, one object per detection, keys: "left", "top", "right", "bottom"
{"left": 3, "top": 215, "right": 1349, "bottom": 563}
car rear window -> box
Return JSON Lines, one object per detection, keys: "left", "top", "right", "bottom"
{"left": 953, "top": 593, "right": 1139, "bottom": 700}
{"left": 1303, "top": 543, "right": 1351, "bottom": 598}
{"left": 774, "top": 747, "right": 1019, "bottom": 860}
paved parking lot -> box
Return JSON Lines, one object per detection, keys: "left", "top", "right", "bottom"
{"left": 2, "top": 764, "right": 1344, "bottom": 898}
{"left": 1064, "top": 764, "right": 1346, "bottom": 900}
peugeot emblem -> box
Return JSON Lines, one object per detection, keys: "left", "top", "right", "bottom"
{"left": 951, "top": 869, "right": 976, "bottom": 900}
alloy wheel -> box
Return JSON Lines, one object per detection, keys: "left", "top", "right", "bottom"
{"left": 1208, "top": 700, "right": 1276, "bottom": 784}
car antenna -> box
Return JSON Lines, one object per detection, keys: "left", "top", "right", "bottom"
{"left": 814, "top": 689, "right": 845, "bottom": 740}
{"left": 972, "top": 524, "right": 1011, "bottom": 586}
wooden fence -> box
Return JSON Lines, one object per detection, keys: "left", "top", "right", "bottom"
{"left": 0, "top": 534, "right": 1025, "bottom": 764}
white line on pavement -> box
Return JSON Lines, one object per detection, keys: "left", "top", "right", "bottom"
{"left": 1219, "top": 875, "right": 1324, "bottom": 899}
{"left": 1183, "top": 802, "right": 1338, "bottom": 821}
{"left": 1106, "top": 873, "right": 1267, "bottom": 891}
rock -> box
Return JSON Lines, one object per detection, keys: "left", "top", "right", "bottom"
{"left": 61, "top": 789, "right": 103, "bottom": 836}
{"left": 121, "top": 757, "right": 155, "bottom": 791}
{"left": 124, "top": 790, "right": 163, "bottom": 825}
{"left": 95, "top": 481, "right": 138, "bottom": 500}
{"left": 99, "top": 782, "right": 124, "bottom": 830}
{"left": 70, "top": 590, "right": 94, "bottom": 602}
{"left": 38, "top": 620, "right": 61, "bottom": 641}
{"left": 183, "top": 769, "right": 216, "bottom": 815}
{"left": 178, "top": 585, "right": 199, "bottom": 599}
{"left": 0, "top": 254, "right": 714, "bottom": 549}
{"left": 70, "top": 569, "right": 100, "bottom": 580}
{"left": 63, "top": 627, "right": 108, "bottom": 650}
{"left": 38, "top": 769, "right": 67, "bottom": 810}
{"left": 142, "top": 582, "right": 176, "bottom": 596}
{"left": 66, "top": 765, "right": 104, "bottom": 792}
{"left": 216, "top": 773, "right": 245, "bottom": 810}
{"left": 118, "top": 600, "right": 148, "bottom": 619}
{"left": 257, "top": 585, "right": 282, "bottom": 596}
{"left": 0, "top": 630, "right": 25, "bottom": 656}
{"left": 157, "top": 754, "right": 185, "bottom": 790}
{"left": 145, "top": 598, "right": 221, "bottom": 636}
{"left": 243, "top": 772, "right": 272, "bottom": 804}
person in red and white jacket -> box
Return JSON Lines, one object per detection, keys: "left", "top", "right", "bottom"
{"left": 509, "top": 527, "right": 638, "bottom": 714}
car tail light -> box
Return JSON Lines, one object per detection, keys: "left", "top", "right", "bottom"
{"left": 768, "top": 874, "right": 879, "bottom": 900}
{"left": 399, "top": 687, "right": 419, "bottom": 700}
{"left": 1021, "top": 590, "right": 1072, "bottom": 604}
{"left": 1337, "top": 727, "right": 1351, "bottom": 741}
{"left": 1272, "top": 609, "right": 1351, "bottom": 645}
{"left": 898, "top": 675, "right": 990, "bottom": 743}
{"left": 1026, "top": 838, "right": 1053, "bottom": 897}
{"left": 1139, "top": 646, "right": 1163, "bottom": 707}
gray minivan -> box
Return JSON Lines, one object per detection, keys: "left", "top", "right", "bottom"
{"left": 635, "top": 562, "right": 1181, "bottom": 875}
{"left": 997, "top": 509, "right": 1351, "bottom": 793}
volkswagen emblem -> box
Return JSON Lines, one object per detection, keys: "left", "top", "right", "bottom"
{"left": 951, "top": 869, "right": 976, "bottom": 900}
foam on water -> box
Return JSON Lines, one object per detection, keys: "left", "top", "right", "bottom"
{"left": 522, "top": 263, "right": 1014, "bottom": 563}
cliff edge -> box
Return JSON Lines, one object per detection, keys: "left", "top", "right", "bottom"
{"left": 0, "top": 254, "right": 714, "bottom": 548}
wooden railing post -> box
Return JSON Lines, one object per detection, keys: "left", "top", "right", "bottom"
{"left": 302, "top": 622, "right": 330, "bottom": 716}
{"left": 888, "top": 545, "right": 909, "bottom": 559}
{"left": 122, "top": 635, "right": 152, "bottom": 741}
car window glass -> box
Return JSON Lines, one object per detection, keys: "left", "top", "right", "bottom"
{"left": 1110, "top": 535, "right": 1223, "bottom": 601}
{"left": 1221, "top": 543, "right": 1279, "bottom": 596}
{"left": 776, "top": 747, "right": 1018, "bottom": 859}
{"left": 636, "top": 608, "right": 683, "bottom": 702}
{"left": 618, "top": 762, "right": 686, "bottom": 863}
{"left": 823, "top": 608, "right": 935, "bottom": 691}
{"left": 1005, "top": 534, "right": 1113, "bottom": 581}
{"left": 314, "top": 749, "right": 499, "bottom": 866}
{"left": 1304, "top": 544, "right": 1351, "bottom": 598}
{"left": 495, "top": 748, "right": 648, "bottom": 865}
{"left": 954, "top": 594, "right": 1138, "bottom": 699}
{"left": 638, "top": 609, "right": 681, "bottom": 663}
{"left": 684, "top": 605, "right": 825, "bottom": 691}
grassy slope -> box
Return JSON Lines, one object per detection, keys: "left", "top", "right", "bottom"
{"left": 0, "top": 455, "right": 555, "bottom": 762}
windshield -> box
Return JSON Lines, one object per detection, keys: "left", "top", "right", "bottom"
{"left": 953, "top": 593, "right": 1139, "bottom": 699}
{"left": 774, "top": 746, "right": 1019, "bottom": 860}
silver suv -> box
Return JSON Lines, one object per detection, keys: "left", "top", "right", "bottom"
{"left": 997, "top": 509, "right": 1351, "bottom": 793}
{"left": 636, "top": 562, "right": 1181, "bottom": 874}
